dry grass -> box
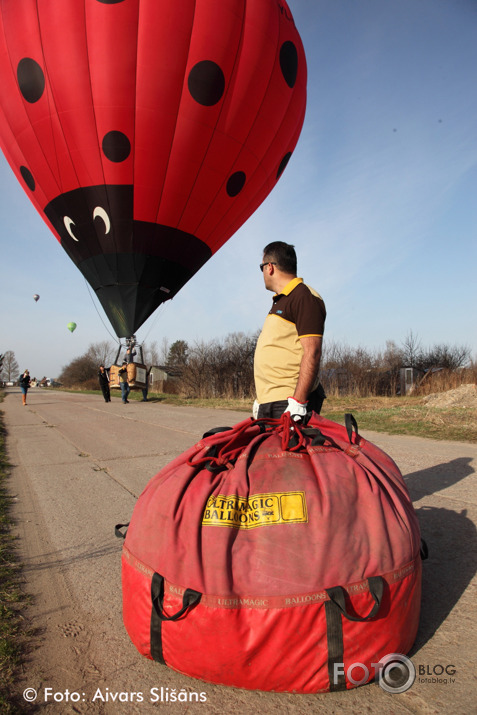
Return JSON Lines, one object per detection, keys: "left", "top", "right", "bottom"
{"left": 56, "top": 386, "right": 477, "bottom": 442}
{"left": 321, "top": 394, "right": 477, "bottom": 442}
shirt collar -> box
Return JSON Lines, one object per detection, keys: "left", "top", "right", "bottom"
{"left": 274, "top": 277, "right": 303, "bottom": 297}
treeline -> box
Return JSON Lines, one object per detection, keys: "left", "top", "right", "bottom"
{"left": 56, "top": 331, "right": 475, "bottom": 399}
{"left": 321, "top": 333, "right": 474, "bottom": 397}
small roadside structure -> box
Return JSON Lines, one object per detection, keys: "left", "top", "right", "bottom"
{"left": 148, "top": 365, "right": 182, "bottom": 394}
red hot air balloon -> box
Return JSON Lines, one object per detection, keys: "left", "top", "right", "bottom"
{"left": 0, "top": 0, "right": 307, "bottom": 338}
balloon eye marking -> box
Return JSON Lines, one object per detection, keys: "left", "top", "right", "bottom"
{"left": 93, "top": 206, "right": 111, "bottom": 234}
{"left": 64, "top": 216, "right": 79, "bottom": 241}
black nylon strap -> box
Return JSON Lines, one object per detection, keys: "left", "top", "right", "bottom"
{"left": 325, "top": 576, "right": 384, "bottom": 622}
{"left": 420, "top": 538, "right": 429, "bottom": 560}
{"left": 150, "top": 573, "right": 165, "bottom": 663}
{"left": 345, "top": 413, "right": 359, "bottom": 443}
{"left": 150, "top": 572, "right": 202, "bottom": 662}
{"left": 324, "top": 576, "right": 384, "bottom": 690}
{"left": 325, "top": 599, "right": 346, "bottom": 691}
{"left": 114, "top": 522, "right": 129, "bottom": 539}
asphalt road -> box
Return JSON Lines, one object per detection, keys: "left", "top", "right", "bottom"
{"left": 3, "top": 388, "right": 477, "bottom": 714}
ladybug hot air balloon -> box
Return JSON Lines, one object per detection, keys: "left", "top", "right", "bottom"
{"left": 0, "top": 0, "right": 307, "bottom": 339}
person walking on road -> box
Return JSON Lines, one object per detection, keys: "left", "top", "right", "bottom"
{"left": 253, "top": 242, "right": 326, "bottom": 420}
{"left": 19, "top": 369, "right": 31, "bottom": 406}
{"left": 98, "top": 365, "right": 111, "bottom": 403}
{"left": 118, "top": 361, "right": 130, "bottom": 403}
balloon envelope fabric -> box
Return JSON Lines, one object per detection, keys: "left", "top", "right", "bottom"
{"left": 0, "top": 0, "right": 306, "bottom": 337}
{"left": 121, "top": 413, "right": 423, "bottom": 693}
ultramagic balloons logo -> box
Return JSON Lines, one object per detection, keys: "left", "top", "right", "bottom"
{"left": 0, "top": 1, "right": 307, "bottom": 338}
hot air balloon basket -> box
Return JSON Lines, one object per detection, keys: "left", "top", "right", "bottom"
{"left": 110, "top": 363, "right": 148, "bottom": 390}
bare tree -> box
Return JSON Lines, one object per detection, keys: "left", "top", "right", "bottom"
{"left": 143, "top": 340, "right": 160, "bottom": 366}
{"left": 0, "top": 350, "right": 19, "bottom": 381}
{"left": 401, "top": 330, "right": 422, "bottom": 367}
{"left": 58, "top": 354, "right": 97, "bottom": 386}
{"left": 419, "top": 343, "right": 471, "bottom": 371}
{"left": 86, "top": 340, "right": 116, "bottom": 367}
{"left": 158, "top": 337, "right": 170, "bottom": 365}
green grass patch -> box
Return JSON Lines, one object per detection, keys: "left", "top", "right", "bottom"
{"left": 0, "top": 393, "right": 31, "bottom": 714}
{"left": 321, "top": 396, "right": 477, "bottom": 442}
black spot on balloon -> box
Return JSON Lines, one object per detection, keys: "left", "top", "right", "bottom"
{"left": 20, "top": 166, "right": 35, "bottom": 191}
{"left": 279, "top": 41, "right": 298, "bottom": 88}
{"left": 17, "top": 58, "right": 45, "bottom": 103}
{"left": 226, "top": 171, "right": 246, "bottom": 197}
{"left": 188, "top": 61, "right": 225, "bottom": 106}
{"left": 96, "top": 0, "right": 126, "bottom": 3}
{"left": 277, "top": 152, "right": 292, "bottom": 180}
{"left": 102, "top": 131, "right": 131, "bottom": 162}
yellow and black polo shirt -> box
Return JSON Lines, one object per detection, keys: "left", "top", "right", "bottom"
{"left": 254, "top": 278, "right": 326, "bottom": 404}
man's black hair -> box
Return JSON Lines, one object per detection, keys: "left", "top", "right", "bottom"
{"left": 262, "top": 241, "right": 297, "bottom": 274}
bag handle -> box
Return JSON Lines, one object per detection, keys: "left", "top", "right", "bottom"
{"left": 115, "top": 522, "right": 129, "bottom": 539}
{"left": 345, "top": 413, "right": 359, "bottom": 443}
{"left": 151, "top": 573, "right": 201, "bottom": 622}
{"left": 325, "top": 576, "right": 384, "bottom": 621}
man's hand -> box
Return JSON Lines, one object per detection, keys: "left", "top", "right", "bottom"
{"left": 284, "top": 397, "right": 307, "bottom": 421}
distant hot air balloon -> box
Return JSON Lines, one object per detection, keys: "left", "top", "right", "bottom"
{"left": 33, "top": 294, "right": 39, "bottom": 302}
{"left": 67, "top": 322, "right": 77, "bottom": 334}
{"left": 0, "top": 0, "right": 306, "bottom": 338}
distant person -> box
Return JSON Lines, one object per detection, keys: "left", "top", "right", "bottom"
{"left": 98, "top": 365, "right": 111, "bottom": 403}
{"left": 19, "top": 369, "right": 31, "bottom": 406}
{"left": 118, "top": 361, "right": 130, "bottom": 403}
{"left": 125, "top": 346, "right": 136, "bottom": 364}
{"left": 253, "top": 242, "right": 326, "bottom": 420}
{"left": 141, "top": 367, "right": 151, "bottom": 401}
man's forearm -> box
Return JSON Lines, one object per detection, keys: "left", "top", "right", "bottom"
{"left": 293, "top": 339, "right": 322, "bottom": 403}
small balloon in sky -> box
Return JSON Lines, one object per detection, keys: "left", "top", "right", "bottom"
{"left": 67, "top": 322, "right": 77, "bottom": 333}
{"left": 33, "top": 294, "right": 39, "bottom": 302}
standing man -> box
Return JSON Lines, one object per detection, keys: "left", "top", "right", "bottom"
{"left": 98, "top": 365, "right": 111, "bottom": 403}
{"left": 118, "top": 361, "right": 130, "bottom": 404}
{"left": 254, "top": 242, "right": 326, "bottom": 420}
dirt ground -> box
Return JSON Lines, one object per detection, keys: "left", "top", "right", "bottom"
{"left": 3, "top": 388, "right": 477, "bottom": 714}
{"left": 422, "top": 383, "right": 477, "bottom": 408}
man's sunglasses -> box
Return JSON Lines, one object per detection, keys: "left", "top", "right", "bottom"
{"left": 259, "top": 262, "right": 277, "bottom": 272}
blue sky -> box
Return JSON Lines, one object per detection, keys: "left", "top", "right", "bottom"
{"left": 1, "top": 0, "right": 476, "bottom": 378}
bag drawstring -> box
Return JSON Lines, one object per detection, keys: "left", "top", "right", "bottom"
{"left": 186, "top": 412, "right": 307, "bottom": 470}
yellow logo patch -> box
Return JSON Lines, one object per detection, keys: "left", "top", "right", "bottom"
{"left": 202, "top": 491, "right": 307, "bottom": 529}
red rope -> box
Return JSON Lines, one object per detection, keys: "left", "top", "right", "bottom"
{"left": 187, "top": 413, "right": 307, "bottom": 469}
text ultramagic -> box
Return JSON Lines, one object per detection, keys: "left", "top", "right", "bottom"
{"left": 202, "top": 491, "right": 307, "bottom": 529}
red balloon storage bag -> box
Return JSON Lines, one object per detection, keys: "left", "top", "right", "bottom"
{"left": 119, "top": 413, "right": 423, "bottom": 693}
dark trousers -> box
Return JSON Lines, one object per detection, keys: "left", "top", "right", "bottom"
{"left": 257, "top": 383, "right": 326, "bottom": 419}
{"left": 100, "top": 384, "right": 110, "bottom": 402}
{"left": 120, "top": 382, "right": 130, "bottom": 402}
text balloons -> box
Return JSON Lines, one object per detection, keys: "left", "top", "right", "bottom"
{"left": 0, "top": 0, "right": 307, "bottom": 338}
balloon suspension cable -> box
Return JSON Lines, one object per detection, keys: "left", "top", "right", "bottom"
{"left": 83, "top": 278, "right": 120, "bottom": 345}
{"left": 140, "top": 302, "right": 168, "bottom": 345}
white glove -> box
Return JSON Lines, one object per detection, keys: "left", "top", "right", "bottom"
{"left": 284, "top": 397, "right": 308, "bottom": 421}
{"left": 252, "top": 399, "right": 260, "bottom": 419}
